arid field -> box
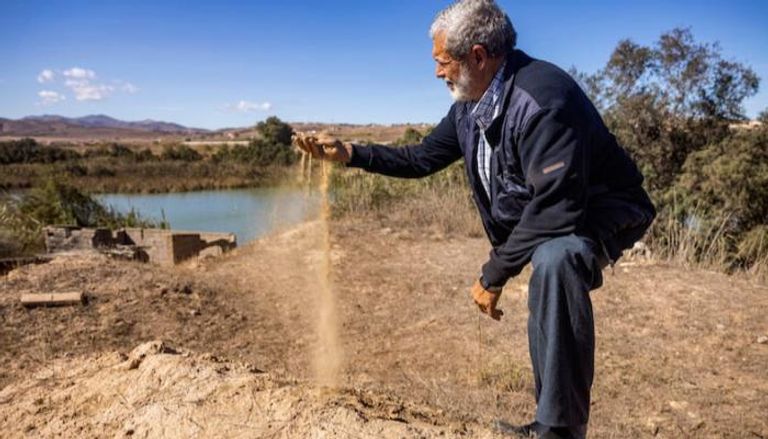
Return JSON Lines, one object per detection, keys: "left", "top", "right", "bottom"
{"left": 1, "top": 218, "right": 766, "bottom": 438}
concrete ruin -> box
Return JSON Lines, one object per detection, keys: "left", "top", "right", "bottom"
{"left": 43, "top": 226, "right": 236, "bottom": 266}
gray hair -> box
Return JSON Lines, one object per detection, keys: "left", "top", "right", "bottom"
{"left": 430, "top": 0, "right": 517, "bottom": 59}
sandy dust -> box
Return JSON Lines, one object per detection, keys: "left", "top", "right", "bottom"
{"left": 0, "top": 340, "right": 493, "bottom": 438}
{"left": 296, "top": 151, "right": 343, "bottom": 387}
{"left": 311, "top": 160, "right": 343, "bottom": 387}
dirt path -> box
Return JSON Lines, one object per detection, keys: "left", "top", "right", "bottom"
{"left": 1, "top": 218, "right": 767, "bottom": 437}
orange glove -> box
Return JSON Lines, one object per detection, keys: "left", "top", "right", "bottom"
{"left": 471, "top": 279, "right": 504, "bottom": 321}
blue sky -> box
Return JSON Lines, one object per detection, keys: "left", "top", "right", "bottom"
{"left": 1, "top": 0, "right": 766, "bottom": 129}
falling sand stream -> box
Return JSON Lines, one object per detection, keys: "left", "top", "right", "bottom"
{"left": 299, "top": 151, "right": 342, "bottom": 387}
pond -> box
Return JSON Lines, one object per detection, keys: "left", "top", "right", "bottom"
{"left": 97, "top": 188, "right": 321, "bottom": 245}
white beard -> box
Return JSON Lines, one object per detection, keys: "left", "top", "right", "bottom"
{"left": 447, "top": 64, "right": 474, "bottom": 102}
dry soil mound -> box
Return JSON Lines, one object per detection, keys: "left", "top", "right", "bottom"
{"left": 0, "top": 341, "right": 495, "bottom": 438}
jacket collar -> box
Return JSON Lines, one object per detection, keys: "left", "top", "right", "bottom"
{"left": 483, "top": 49, "right": 533, "bottom": 146}
{"left": 470, "top": 60, "right": 507, "bottom": 130}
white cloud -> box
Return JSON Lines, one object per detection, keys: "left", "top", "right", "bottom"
{"left": 229, "top": 100, "right": 272, "bottom": 112}
{"left": 62, "top": 67, "right": 105, "bottom": 100}
{"left": 65, "top": 78, "right": 114, "bottom": 101}
{"left": 63, "top": 67, "right": 96, "bottom": 79}
{"left": 35, "top": 66, "right": 138, "bottom": 102}
{"left": 37, "top": 69, "right": 55, "bottom": 83}
{"left": 38, "top": 90, "right": 66, "bottom": 105}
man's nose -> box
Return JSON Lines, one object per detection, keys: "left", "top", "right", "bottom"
{"left": 435, "top": 64, "right": 444, "bottom": 79}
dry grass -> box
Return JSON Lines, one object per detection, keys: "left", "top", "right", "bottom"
{"left": 650, "top": 209, "right": 733, "bottom": 269}
{"left": 646, "top": 203, "right": 768, "bottom": 282}
{"left": 478, "top": 357, "right": 531, "bottom": 393}
{"left": 330, "top": 163, "right": 484, "bottom": 239}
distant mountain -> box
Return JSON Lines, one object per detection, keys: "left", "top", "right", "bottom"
{"left": 0, "top": 114, "right": 433, "bottom": 144}
{"left": 12, "top": 114, "right": 208, "bottom": 135}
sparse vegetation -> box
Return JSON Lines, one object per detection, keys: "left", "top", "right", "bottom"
{"left": 0, "top": 179, "right": 163, "bottom": 257}
{"left": 0, "top": 116, "right": 298, "bottom": 193}
{"left": 330, "top": 162, "right": 483, "bottom": 238}
{"left": 478, "top": 358, "right": 530, "bottom": 393}
{"left": 0, "top": 138, "right": 80, "bottom": 165}
{"left": 160, "top": 144, "right": 203, "bottom": 162}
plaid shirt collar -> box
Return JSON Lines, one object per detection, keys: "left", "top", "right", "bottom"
{"left": 471, "top": 61, "right": 506, "bottom": 130}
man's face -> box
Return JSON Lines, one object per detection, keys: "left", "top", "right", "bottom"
{"left": 432, "top": 31, "right": 479, "bottom": 102}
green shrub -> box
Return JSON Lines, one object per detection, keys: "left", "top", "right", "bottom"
{"left": 256, "top": 116, "right": 294, "bottom": 146}
{"left": 0, "top": 138, "right": 81, "bottom": 164}
{"left": 0, "top": 179, "right": 163, "bottom": 255}
{"left": 82, "top": 144, "right": 135, "bottom": 159}
{"left": 212, "top": 139, "right": 297, "bottom": 167}
{"left": 160, "top": 144, "right": 203, "bottom": 161}
{"left": 657, "top": 128, "right": 768, "bottom": 270}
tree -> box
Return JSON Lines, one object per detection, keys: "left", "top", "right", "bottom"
{"left": 256, "top": 116, "right": 293, "bottom": 146}
{"left": 587, "top": 28, "right": 759, "bottom": 120}
{"left": 578, "top": 28, "right": 759, "bottom": 195}
{"left": 573, "top": 28, "right": 765, "bottom": 270}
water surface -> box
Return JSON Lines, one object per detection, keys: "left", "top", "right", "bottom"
{"left": 98, "top": 188, "right": 320, "bottom": 244}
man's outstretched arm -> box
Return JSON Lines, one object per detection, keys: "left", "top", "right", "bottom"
{"left": 296, "top": 105, "right": 463, "bottom": 178}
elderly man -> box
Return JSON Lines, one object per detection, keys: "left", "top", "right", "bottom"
{"left": 295, "top": 0, "right": 655, "bottom": 437}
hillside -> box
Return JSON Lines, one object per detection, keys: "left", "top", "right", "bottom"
{"left": 0, "top": 115, "right": 208, "bottom": 142}
{"left": 0, "top": 114, "right": 429, "bottom": 145}
{"left": 1, "top": 219, "right": 766, "bottom": 437}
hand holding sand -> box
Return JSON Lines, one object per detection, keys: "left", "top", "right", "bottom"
{"left": 292, "top": 132, "right": 352, "bottom": 163}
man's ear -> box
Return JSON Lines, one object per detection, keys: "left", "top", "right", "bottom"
{"left": 471, "top": 44, "right": 488, "bottom": 68}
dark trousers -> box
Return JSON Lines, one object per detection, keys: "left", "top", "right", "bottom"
{"left": 528, "top": 234, "right": 606, "bottom": 434}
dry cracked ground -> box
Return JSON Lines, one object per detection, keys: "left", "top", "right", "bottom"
{"left": 1, "top": 219, "right": 766, "bottom": 438}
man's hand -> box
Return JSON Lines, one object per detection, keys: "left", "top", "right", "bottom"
{"left": 292, "top": 131, "right": 352, "bottom": 163}
{"left": 471, "top": 279, "right": 503, "bottom": 321}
